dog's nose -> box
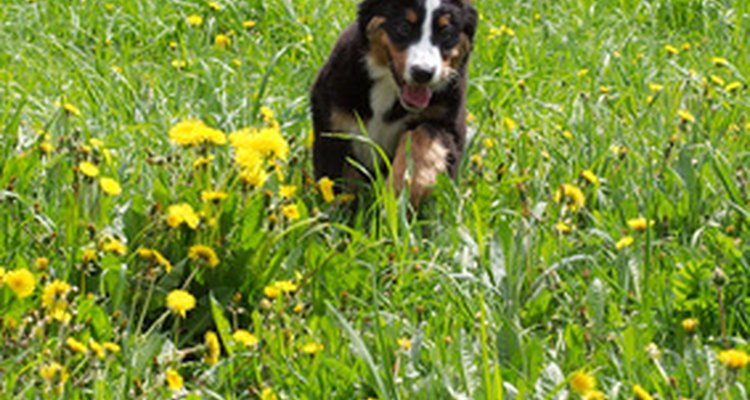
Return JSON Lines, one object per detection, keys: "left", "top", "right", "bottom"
{"left": 410, "top": 65, "right": 436, "bottom": 84}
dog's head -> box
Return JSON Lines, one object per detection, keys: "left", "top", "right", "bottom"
{"left": 358, "top": 0, "right": 477, "bottom": 111}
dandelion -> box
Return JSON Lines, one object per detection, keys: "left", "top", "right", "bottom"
{"left": 78, "top": 161, "right": 100, "bottom": 177}
{"left": 172, "top": 59, "right": 187, "bottom": 69}
{"left": 103, "top": 342, "right": 121, "bottom": 353}
{"left": 264, "top": 285, "right": 281, "bottom": 299}
{"left": 99, "top": 177, "right": 122, "bottom": 196}
{"left": 188, "top": 245, "right": 220, "bottom": 268}
{"left": 261, "top": 388, "right": 277, "bottom": 400}
{"left": 204, "top": 331, "right": 221, "bottom": 365}
{"left": 582, "top": 391, "right": 605, "bottom": 400}
{"left": 581, "top": 170, "right": 599, "bottom": 186}
{"left": 274, "top": 280, "right": 298, "bottom": 293}
{"left": 633, "top": 384, "right": 653, "bottom": 400}
{"left": 570, "top": 370, "right": 596, "bottom": 394}
{"left": 282, "top": 204, "right": 300, "bottom": 221}
{"left": 243, "top": 20, "right": 257, "bottom": 29}
{"left": 483, "top": 138, "right": 497, "bottom": 149}
{"left": 40, "top": 362, "right": 68, "bottom": 384}
{"left": 562, "top": 130, "right": 574, "bottom": 140}
{"left": 627, "top": 217, "right": 653, "bottom": 231}
{"left": 82, "top": 249, "right": 98, "bottom": 263}
{"left": 42, "top": 280, "right": 72, "bottom": 323}
{"left": 230, "top": 126, "right": 289, "bottom": 161}
{"left": 554, "top": 184, "right": 585, "bottom": 212}
{"left": 166, "top": 289, "right": 196, "bottom": 318}
{"left": 5, "top": 268, "right": 36, "bottom": 299}
{"left": 648, "top": 83, "right": 664, "bottom": 92}
{"left": 664, "top": 45, "right": 679, "bottom": 55}
{"left": 166, "top": 203, "right": 200, "bottom": 229}
{"left": 397, "top": 337, "right": 412, "bottom": 351}
{"left": 293, "top": 303, "right": 304, "bottom": 313}
{"left": 718, "top": 349, "right": 749, "bottom": 369}
{"left": 208, "top": 1, "right": 222, "bottom": 11}
{"left": 137, "top": 248, "right": 172, "bottom": 273}
{"left": 681, "top": 318, "right": 698, "bottom": 333}
{"left": 710, "top": 75, "right": 725, "bottom": 86}
{"left": 599, "top": 86, "right": 610, "bottom": 94}
{"left": 615, "top": 236, "right": 634, "bottom": 250}
{"left": 62, "top": 102, "right": 81, "bottom": 116}
{"left": 34, "top": 257, "right": 49, "bottom": 271}
{"left": 102, "top": 238, "right": 127, "bottom": 255}
{"left": 278, "top": 185, "right": 297, "bottom": 199}
{"left": 89, "top": 339, "right": 105, "bottom": 359}
{"left": 233, "top": 330, "right": 259, "bottom": 348}
{"left": 169, "top": 119, "right": 226, "bottom": 146}
{"left": 318, "top": 177, "right": 335, "bottom": 203}
{"left": 577, "top": 69, "right": 589, "bottom": 78}
{"left": 711, "top": 57, "right": 729, "bottom": 66}
{"left": 677, "top": 109, "right": 695, "bottom": 124}
{"left": 66, "top": 337, "right": 87, "bottom": 354}
{"left": 201, "top": 191, "right": 228, "bottom": 202}
{"left": 166, "top": 368, "right": 184, "bottom": 391}
{"left": 555, "top": 221, "right": 572, "bottom": 234}
{"left": 193, "top": 155, "right": 215, "bottom": 169}
{"left": 725, "top": 81, "right": 742, "bottom": 92}
{"left": 502, "top": 116, "right": 518, "bottom": 131}
{"left": 215, "top": 34, "right": 231, "bottom": 48}
{"left": 300, "top": 342, "right": 324, "bottom": 355}
{"left": 40, "top": 141, "right": 54, "bottom": 154}
{"left": 186, "top": 15, "right": 203, "bottom": 26}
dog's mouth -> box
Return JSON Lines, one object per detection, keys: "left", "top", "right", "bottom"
{"left": 389, "top": 62, "right": 432, "bottom": 111}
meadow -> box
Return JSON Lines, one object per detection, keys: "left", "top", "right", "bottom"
{"left": 1, "top": 0, "right": 749, "bottom": 398}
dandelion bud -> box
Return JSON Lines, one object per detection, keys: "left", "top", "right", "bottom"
{"left": 712, "top": 267, "right": 727, "bottom": 287}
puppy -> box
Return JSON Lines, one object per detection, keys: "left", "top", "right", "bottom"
{"left": 311, "top": 0, "right": 477, "bottom": 206}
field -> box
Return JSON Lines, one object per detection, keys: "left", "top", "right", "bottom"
{"left": 1, "top": 0, "right": 749, "bottom": 398}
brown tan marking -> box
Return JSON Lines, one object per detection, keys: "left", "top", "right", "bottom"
{"left": 388, "top": 127, "right": 449, "bottom": 207}
{"left": 437, "top": 14, "right": 451, "bottom": 28}
{"left": 366, "top": 17, "right": 408, "bottom": 80}
{"left": 442, "top": 33, "right": 471, "bottom": 75}
{"left": 330, "top": 109, "right": 358, "bottom": 132}
{"left": 406, "top": 9, "right": 418, "bottom": 24}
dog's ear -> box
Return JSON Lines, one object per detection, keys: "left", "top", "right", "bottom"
{"left": 462, "top": 2, "right": 478, "bottom": 40}
{"left": 357, "top": 0, "right": 384, "bottom": 38}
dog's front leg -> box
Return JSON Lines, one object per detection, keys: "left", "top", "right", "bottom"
{"left": 389, "top": 125, "right": 455, "bottom": 207}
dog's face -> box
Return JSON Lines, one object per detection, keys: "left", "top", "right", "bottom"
{"left": 359, "top": 0, "right": 477, "bottom": 111}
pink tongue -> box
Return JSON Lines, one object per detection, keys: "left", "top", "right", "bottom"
{"left": 402, "top": 85, "right": 432, "bottom": 109}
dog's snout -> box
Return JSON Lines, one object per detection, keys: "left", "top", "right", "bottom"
{"left": 410, "top": 65, "right": 435, "bottom": 84}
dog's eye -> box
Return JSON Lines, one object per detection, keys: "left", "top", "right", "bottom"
{"left": 395, "top": 20, "right": 413, "bottom": 38}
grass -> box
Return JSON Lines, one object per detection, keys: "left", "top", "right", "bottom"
{"left": 1, "top": 0, "right": 749, "bottom": 398}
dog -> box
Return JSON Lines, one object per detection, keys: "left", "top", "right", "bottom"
{"left": 311, "top": 0, "right": 477, "bottom": 207}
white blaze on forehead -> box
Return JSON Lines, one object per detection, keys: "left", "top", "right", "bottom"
{"left": 405, "top": 0, "right": 442, "bottom": 85}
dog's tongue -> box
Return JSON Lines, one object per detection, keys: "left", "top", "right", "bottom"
{"left": 402, "top": 85, "right": 432, "bottom": 109}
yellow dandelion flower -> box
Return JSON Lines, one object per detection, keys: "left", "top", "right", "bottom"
{"left": 677, "top": 109, "right": 695, "bottom": 123}
{"left": 89, "top": 339, "right": 105, "bottom": 359}
{"left": 555, "top": 221, "right": 573, "bottom": 234}
{"left": 681, "top": 318, "right": 698, "bottom": 333}
{"left": 648, "top": 83, "right": 664, "bottom": 92}
{"left": 633, "top": 384, "right": 653, "bottom": 400}
{"left": 562, "top": 130, "right": 574, "bottom": 140}
{"left": 232, "top": 329, "right": 259, "bottom": 348}
{"left": 171, "top": 59, "right": 187, "bottom": 69}
{"left": 711, "top": 57, "right": 729, "bottom": 66}
{"left": 718, "top": 349, "right": 749, "bottom": 369}
{"left": 243, "top": 20, "right": 257, "bottom": 29}
{"left": 615, "top": 236, "right": 634, "bottom": 250}
{"left": 725, "top": 81, "right": 742, "bottom": 92}
{"left": 554, "top": 184, "right": 585, "bottom": 212}
{"left": 627, "top": 217, "right": 653, "bottom": 231}
{"left": 99, "top": 177, "right": 122, "bottom": 196}
{"left": 230, "top": 127, "right": 289, "bottom": 161}
{"left": 66, "top": 337, "right": 87, "bottom": 354}
{"left": 581, "top": 170, "right": 599, "bottom": 186}
{"left": 138, "top": 248, "right": 172, "bottom": 273}
{"left": 261, "top": 388, "right": 277, "bottom": 400}
{"left": 681, "top": 42, "right": 691, "bottom": 51}
{"left": 582, "top": 390, "right": 605, "bottom": 400}
{"left": 599, "top": 86, "right": 610, "bottom": 94}
{"left": 103, "top": 342, "right": 121, "bottom": 353}
{"left": 166, "top": 203, "right": 200, "bottom": 229}
{"left": 260, "top": 106, "right": 275, "bottom": 123}
{"left": 318, "top": 177, "right": 335, "bottom": 203}
{"left": 208, "top": 1, "right": 222, "bottom": 11}
{"left": 293, "top": 303, "right": 304, "bottom": 313}
{"left": 570, "top": 370, "right": 596, "bottom": 394}
{"left": 664, "top": 45, "right": 679, "bottom": 55}
{"left": 282, "top": 204, "right": 300, "bottom": 221}
{"left": 502, "top": 116, "right": 518, "bottom": 131}
{"left": 4, "top": 268, "right": 36, "bottom": 299}
{"left": 240, "top": 165, "right": 269, "bottom": 188}
{"left": 40, "top": 362, "right": 65, "bottom": 383}
{"left": 300, "top": 342, "right": 324, "bottom": 355}
{"left": 166, "top": 368, "right": 184, "bottom": 391}
{"left": 215, "top": 34, "right": 231, "bottom": 48}
{"left": 201, "top": 191, "right": 228, "bottom": 202}
{"left": 204, "top": 331, "right": 221, "bottom": 365}
{"left": 62, "top": 102, "right": 81, "bottom": 116}
{"left": 169, "top": 119, "right": 226, "bottom": 146}
{"left": 186, "top": 15, "right": 203, "bottom": 26}
{"left": 397, "top": 337, "right": 412, "bottom": 351}
{"left": 35, "top": 257, "right": 49, "bottom": 271}
{"left": 263, "top": 285, "right": 281, "bottom": 299}
{"left": 193, "top": 155, "right": 215, "bottom": 169}
{"left": 82, "top": 248, "right": 98, "bottom": 263}
{"left": 273, "top": 280, "right": 298, "bottom": 293}
{"left": 102, "top": 238, "right": 127, "bottom": 255}
{"left": 166, "top": 289, "right": 196, "bottom": 318}
{"left": 188, "top": 245, "right": 220, "bottom": 268}
{"left": 577, "top": 69, "right": 589, "bottom": 77}
{"left": 279, "top": 185, "right": 298, "bottom": 199}
{"left": 42, "top": 280, "right": 71, "bottom": 317}
{"left": 40, "top": 141, "right": 54, "bottom": 154}
{"left": 78, "top": 161, "right": 100, "bottom": 177}
{"left": 483, "top": 138, "right": 497, "bottom": 149}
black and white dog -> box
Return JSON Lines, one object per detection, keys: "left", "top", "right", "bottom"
{"left": 311, "top": 0, "right": 477, "bottom": 206}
